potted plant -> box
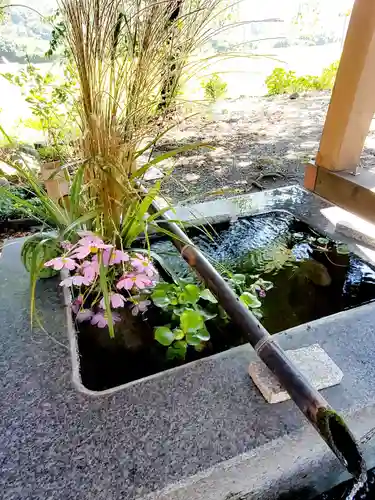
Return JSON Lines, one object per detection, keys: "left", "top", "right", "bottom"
{"left": 38, "top": 145, "right": 71, "bottom": 203}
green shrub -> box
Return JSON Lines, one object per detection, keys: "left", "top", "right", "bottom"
{"left": 318, "top": 61, "right": 339, "bottom": 90}
{"left": 265, "top": 68, "right": 297, "bottom": 95}
{"left": 265, "top": 61, "right": 339, "bottom": 96}
{"left": 0, "top": 186, "right": 41, "bottom": 221}
{"left": 37, "top": 145, "right": 70, "bottom": 162}
{"left": 2, "top": 63, "right": 78, "bottom": 145}
{"left": 201, "top": 73, "right": 228, "bottom": 101}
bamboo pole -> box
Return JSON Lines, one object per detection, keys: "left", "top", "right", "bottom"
{"left": 150, "top": 198, "right": 366, "bottom": 481}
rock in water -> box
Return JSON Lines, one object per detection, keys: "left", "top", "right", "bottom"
{"left": 296, "top": 260, "right": 332, "bottom": 286}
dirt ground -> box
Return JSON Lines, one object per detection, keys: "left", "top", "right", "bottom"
{"left": 0, "top": 229, "right": 32, "bottom": 254}
{"left": 152, "top": 91, "right": 375, "bottom": 204}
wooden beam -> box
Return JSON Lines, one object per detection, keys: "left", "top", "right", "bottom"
{"left": 315, "top": 0, "right": 375, "bottom": 172}
{"left": 304, "top": 162, "right": 375, "bottom": 224}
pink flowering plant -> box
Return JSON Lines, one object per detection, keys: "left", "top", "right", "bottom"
{"left": 226, "top": 273, "right": 273, "bottom": 319}
{"left": 44, "top": 232, "right": 158, "bottom": 337}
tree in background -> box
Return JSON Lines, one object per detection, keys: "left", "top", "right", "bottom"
{"left": 0, "top": 1, "right": 53, "bottom": 62}
{"left": 0, "top": 1, "right": 8, "bottom": 25}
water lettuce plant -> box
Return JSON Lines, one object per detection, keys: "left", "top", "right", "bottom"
{"left": 151, "top": 275, "right": 272, "bottom": 359}
{"left": 152, "top": 281, "right": 218, "bottom": 359}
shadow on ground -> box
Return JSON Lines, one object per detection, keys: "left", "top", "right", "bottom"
{"left": 148, "top": 92, "right": 375, "bottom": 204}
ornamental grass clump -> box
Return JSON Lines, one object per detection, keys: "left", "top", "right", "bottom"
{"left": 58, "top": 0, "right": 221, "bottom": 236}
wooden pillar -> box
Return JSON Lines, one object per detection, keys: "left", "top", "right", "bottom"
{"left": 313, "top": 0, "right": 375, "bottom": 173}
{"left": 304, "top": 0, "right": 375, "bottom": 223}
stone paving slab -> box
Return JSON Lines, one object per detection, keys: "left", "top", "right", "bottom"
{"left": 249, "top": 344, "right": 344, "bottom": 404}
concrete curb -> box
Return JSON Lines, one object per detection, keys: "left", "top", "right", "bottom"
{"left": 139, "top": 406, "right": 375, "bottom": 500}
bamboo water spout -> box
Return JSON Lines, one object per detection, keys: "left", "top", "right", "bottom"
{"left": 150, "top": 199, "right": 367, "bottom": 481}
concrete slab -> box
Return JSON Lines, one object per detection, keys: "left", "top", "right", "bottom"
{"left": 1, "top": 186, "right": 375, "bottom": 500}
{"left": 249, "top": 344, "right": 344, "bottom": 404}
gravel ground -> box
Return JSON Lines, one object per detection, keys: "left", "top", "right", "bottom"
{"left": 0, "top": 230, "right": 32, "bottom": 255}
{"left": 151, "top": 91, "right": 375, "bottom": 204}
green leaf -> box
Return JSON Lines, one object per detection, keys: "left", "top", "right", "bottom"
{"left": 0, "top": 124, "right": 12, "bottom": 143}
{"left": 180, "top": 309, "right": 204, "bottom": 333}
{"left": 259, "top": 279, "right": 273, "bottom": 291}
{"left": 132, "top": 249, "right": 179, "bottom": 284}
{"left": 28, "top": 238, "right": 54, "bottom": 326}
{"left": 155, "top": 326, "right": 174, "bottom": 346}
{"left": 336, "top": 243, "right": 350, "bottom": 255}
{"left": 252, "top": 309, "right": 263, "bottom": 319}
{"left": 151, "top": 290, "right": 171, "bottom": 308}
{"left": 167, "top": 340, "right": 187, "bottom": 360}
{"left": 186, "top": 332, "right": 202, "bottom": 346}
{"left": 61, "top": 210, "right": 98, "bottom": 236}
{"left": 69, "top": 163, "right": 85, "bottom": 220}
{"left": 132, "top": 142, "right": 211, "bottom": 180}
{"left": 199, "top": 289, "right": 218, "bottom": 303}
{"left": 194, "top": 343, "right": 205, "bottom": 352}
{"left": 218, "top": 305, "right": 228, "bottom": 320}
{"left": 240, "top": 292, "right": 262, "bottom": 309}
{"left": 179, "top": 284, "right": 200, "bottom": 304}
{"left": 232, "top": 274, "right": 246, "bottom": 285}
{"left": 196, "top": 306, "right": 217, "bottom": 321}
{"left": 134, "top": 114, "right": 199, "bottom": 159}
{"left": 153, "top": 282, "right": 175, "bottom": 293}
{"left": 173, "top": 328, "right": 185, "bottom": 340}
{"left": 172, "top": 306, "right": 185, "bottom": 317}
{"left": 195, "top": 328, "right": 210, "bottom": 341}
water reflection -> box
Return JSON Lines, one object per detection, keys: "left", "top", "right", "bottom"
{"left": 151, "top": 211, "right": 375, "bottom": 333}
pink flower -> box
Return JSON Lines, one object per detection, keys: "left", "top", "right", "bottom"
{"left": 116, "top": 273, "right": 153, "bottom": 291}
{"left": 71, "top": 295, "right": 93, "bottom": 322}
{"left": 131, "top": 253, "right": 156, "bottom": 277}
{"left": 71, "top": 295, "right": 83, "bottom": 314}
{"left": 77, "top": 234, "right": 105, "bottom": 246}
{"left": 61, "top": 241, "right": 73, "bottom": 251}
{"left": 72, "top": 247, "right": 92, "bottom": 260}
{"left": 81, "top": 259, "right": 99, "bottom": 283}
{"left": 100, "top": 249, "right": 130, "bottom": 266}
{"left": 91, "top": 310, "right": 121, "bottom": 328}
{"left": 76, "top": 309, "right": 93, "bottom": 322}
{"left": 44, "top": 256, "right": 77, "bottom": 271}
{"left": 131, "top": 299, "right": 151, "bottom": 316}
{"left": 99, "top": 293, "right": 126, "bottom": 309}
{"left": 109, "top": 249, "right": 130, "bottom": 265}
{"left": 255, "top": 286, "right": 267, "bottom": 298}
{"left": 72, "top": 236, "right": 112, "bottom": 260}
{"left": 59, "top": 275, "right": 91, "bottom": 287}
